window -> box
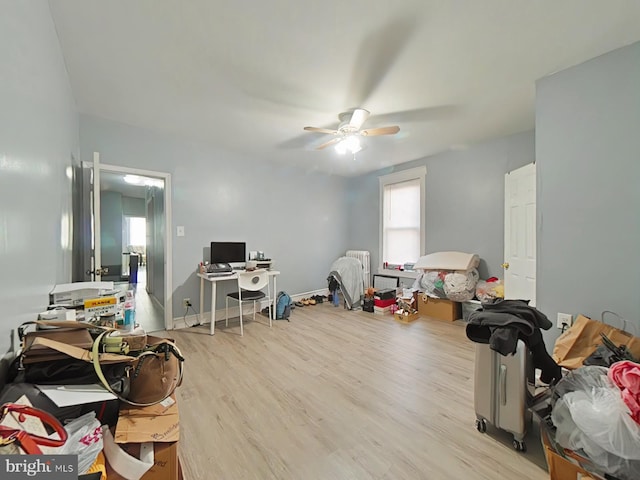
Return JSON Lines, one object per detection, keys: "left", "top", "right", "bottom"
{"left": 379, "top": 166, "right": 426, "bottom": 271}
{"left": 127, "top": 217, "right": 147, "bottom": 246}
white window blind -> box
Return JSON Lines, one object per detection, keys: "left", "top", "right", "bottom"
{"left": 382, "top": 178, "right": 421, "bottom": 265}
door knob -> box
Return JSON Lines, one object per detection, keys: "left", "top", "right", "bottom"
{"left": 501, "top": 262, "right": 509, "bottom": 269}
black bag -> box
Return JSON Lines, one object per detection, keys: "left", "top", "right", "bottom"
{"left": 22, "top": 358, "right": 130, "bottom": 397}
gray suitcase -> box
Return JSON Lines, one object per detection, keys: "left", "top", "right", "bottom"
{"left": 474, "top": 340, "right": 535, "bottom": 452}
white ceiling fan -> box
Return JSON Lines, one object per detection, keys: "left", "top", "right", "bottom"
{"left": 303, "top": 108, "right": 400, "bottom": 154}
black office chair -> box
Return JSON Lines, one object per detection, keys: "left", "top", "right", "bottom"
{"left": 225, "top": 270, "right": 271, "bottom": 336}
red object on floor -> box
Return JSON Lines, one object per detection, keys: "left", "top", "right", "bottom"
{"left": 374, "top": 298, "right": 396, "bottom": 308}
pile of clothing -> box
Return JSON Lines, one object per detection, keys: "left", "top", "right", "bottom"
{"left": 465, "top": 298, "right": 562, "bottom": 384}
{"left": 327, "top": 257, "right": 364, "bottom": 310}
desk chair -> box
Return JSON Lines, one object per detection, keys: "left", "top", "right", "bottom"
{"left": 225, "top": 270, "right": 271, "bottom": 336}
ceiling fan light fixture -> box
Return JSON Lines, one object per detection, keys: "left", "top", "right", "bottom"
{"left": 335, "top": 135, "right": 361, "bottom": 155}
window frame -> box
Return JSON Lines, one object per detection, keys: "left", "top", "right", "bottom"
{"left": 378, "top": 166, "right": 426, "bottom": 275}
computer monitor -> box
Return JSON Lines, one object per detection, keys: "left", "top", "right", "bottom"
{"left": 210, "top": 241, "right": 246, "bottom": 269}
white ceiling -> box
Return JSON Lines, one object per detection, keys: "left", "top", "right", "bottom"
{"left": 100, "top": 171, "right": 146, "bottom": 199}
{"left": 49, "top": 1, "right": 640, "bottom": 177}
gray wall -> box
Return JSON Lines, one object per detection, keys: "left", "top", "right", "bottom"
{"left": 536, "top": 41, "right": 640, "bottom": 345}
{"left": 122, "top": 196, "right": 145, "bottom": 217}
{"left": 80, "top": 115, "right": 351, "bottom": 318}
{"left": 0, "top": 2, "right": 78, "bottom": 354}
{"left": 348, "top": 131, "right": 535, "bottom": 281}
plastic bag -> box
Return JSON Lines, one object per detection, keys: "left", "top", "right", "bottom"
{"left": 443, "top": 269, "right": 479, "bottom": 302}
{"left": 552, "top": 366, "right": 640, "bottom": 479}
{"left": 418, "top": 271, "right": 447, "bottom": 298}
{"left": 54, "top": 411, "right": 103, "bottom": 474}
{"left": 475, "top": 279, "right": 504, "bottom": 303}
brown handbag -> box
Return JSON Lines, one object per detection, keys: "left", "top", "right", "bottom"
{"left": 92, "top": 331, "right": 184, "bottom": 407}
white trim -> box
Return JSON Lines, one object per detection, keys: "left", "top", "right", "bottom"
{"left": 378, "top": 166, "right": 427, "bottom": 272}
{"left": 172, "top": 288, "right": 328, "bottom": 330}
{"left": 93, "top": 153, "right": 101, "bottom": 281}
{"left": 375, "top": 268, "right": 420, "bottom": 280}
{"left": 95, "top": 160, "right": 174, "bottom": 331}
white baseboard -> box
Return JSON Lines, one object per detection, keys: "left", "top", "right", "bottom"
{"left": 172, "top": 288, "right": 329, "bottom": 330}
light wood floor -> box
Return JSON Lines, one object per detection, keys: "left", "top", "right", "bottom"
{"left": 170, "top": 303, "right": 549, "bottom": 480}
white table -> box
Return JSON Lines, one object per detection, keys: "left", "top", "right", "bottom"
{"left": 197, "top": 269, "right": 280, "bottom": 335}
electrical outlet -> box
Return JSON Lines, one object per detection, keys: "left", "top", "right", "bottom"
{"left": 183, "top": 298, "right": 191, "bottom": 308}
{"left": 557, "top": 312, "right": 573, "bottom": 329}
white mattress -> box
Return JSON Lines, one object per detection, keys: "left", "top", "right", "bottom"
{"left": 413, "top": 251, "right": 480, "bottom": 271}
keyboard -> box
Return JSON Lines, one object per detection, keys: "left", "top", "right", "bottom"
{"left": 206, "top": 271, "right": 235, "bottom": 277}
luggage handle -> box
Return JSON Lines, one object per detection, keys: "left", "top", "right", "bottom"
{"left": 499, "top": 364, "right": 507, "bottom": 406}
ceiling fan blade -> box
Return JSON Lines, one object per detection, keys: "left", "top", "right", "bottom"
{"left": 360, "top": 126, "right": 400, "bottom": 136}
{"left": 304, "top": 126, "right": 339, "bottom": 135}
{"left": 345, "top": 16, "right": 419, "bottom": 106}
{"left": 316, "top": 137, "right": 343, "bottom": 150}
{"left": 372, "top": 105, "right": 460, "bottom": 124}
{"left": 349, "top": 108, "right": 370, "bottom": 130}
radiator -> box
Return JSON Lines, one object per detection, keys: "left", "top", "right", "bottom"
{"left": 346, "top": 250, "right": 371, "bottom": 288}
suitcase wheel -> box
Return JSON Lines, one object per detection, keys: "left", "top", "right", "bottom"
{"left": 475, "top": 418, "right": 487, "bottom": 433}
{"left": 512, "top": 439, "right": 526, "bottom": 452}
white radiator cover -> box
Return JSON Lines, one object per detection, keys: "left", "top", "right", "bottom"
{"left": 345, "top": 250, "right": 371, "bottom": 288}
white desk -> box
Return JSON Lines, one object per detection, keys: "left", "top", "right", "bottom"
{"left": 197, "top": 269, "right": 280, "bottom": 335}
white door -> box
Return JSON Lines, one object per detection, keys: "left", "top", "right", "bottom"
{"left": 503, "top": 163, "right": 536, "bottom": 305}
{"left": 80, "top": 154, "right": 173, "bottom": 330}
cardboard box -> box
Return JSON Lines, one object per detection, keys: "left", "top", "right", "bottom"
{"left": 107, "top": 442, "right": 178, "bottom": 480}
{"left": 373, "top": 306, "right": 392, "bottom": 315}
{"left": 115, "top": 399, "right": 180, "bottom": 444}
{"left": 541, "top": 427, "right": 602, "bottom": 480}
{"left": 394, "top": 312, "right": 419, "bottom": 323}
{"left": 415, "top": 293, "right": 461, "bottom": 322}
{"left": 49, "top": 281, "right": 119, "bottom": 307}
{"left": 106, "top": 397, "right": 180, "bottom": 480}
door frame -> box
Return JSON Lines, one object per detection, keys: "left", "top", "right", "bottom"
{"left": 91, "top": 160, "right": 173, "bottom": 331}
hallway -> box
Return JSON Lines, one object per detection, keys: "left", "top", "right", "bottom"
{"left": 116, "top": 265, "right": 165, "bottom": 333}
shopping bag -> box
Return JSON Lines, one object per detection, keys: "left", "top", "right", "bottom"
{"left": 553, "top": 314, "right": 640, "bottom": 369}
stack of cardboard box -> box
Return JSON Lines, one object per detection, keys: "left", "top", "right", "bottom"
{"left": 106, "top": 396, "right": 182, "bottom": 480}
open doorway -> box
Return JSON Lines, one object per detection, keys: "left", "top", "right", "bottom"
{"left": 74, "top": 160, "right": 172, "bottom": 332}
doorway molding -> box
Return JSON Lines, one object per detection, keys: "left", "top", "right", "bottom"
{"left": 98, "top": 162, "right": 173, "bottom": 331}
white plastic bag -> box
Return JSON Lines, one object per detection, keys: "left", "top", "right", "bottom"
{"left": 552, "top": 366, "right": 640, "bottom": 479}
{"left": 54, "top": 412, "right": 103, "bottom": 474}
{"left": 418, "top": 271, "right": 447, "bottom": 298}
{"left": 443, "top": 269, "right": 479, "bottom": 302}
{"left": 475, "top": 279, "right": 504, "bottom": 303}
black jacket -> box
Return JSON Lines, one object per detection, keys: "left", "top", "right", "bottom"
{"left": 466, "top": 299, "right": 561, "bottom": 384}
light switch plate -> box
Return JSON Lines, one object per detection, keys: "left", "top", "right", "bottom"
{"left": 177, "top": 226, "right": 185, "bottom": 237}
